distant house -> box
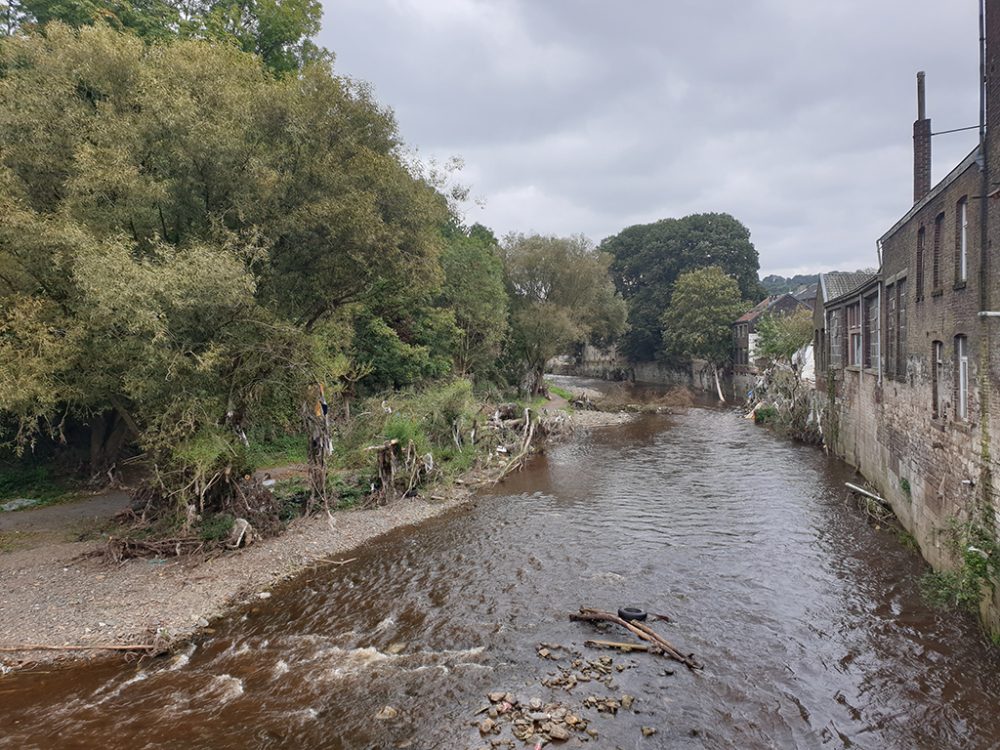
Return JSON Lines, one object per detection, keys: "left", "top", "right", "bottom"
{"left": 732, "top": 293, "right": 811, "bottom": 375}
{"left": 813, "top": 271, "right": 878, "bottom": 388}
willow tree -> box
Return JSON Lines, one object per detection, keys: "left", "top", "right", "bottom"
{"left": 501, "top": 233, "right": 626, "bottom": 394}
{"left": 0, "top": 25, "right": 447, "bottom": 505}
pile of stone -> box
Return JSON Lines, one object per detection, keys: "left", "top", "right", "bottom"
{"left": 475, "top": 693, "right": 596, "bottom": 744}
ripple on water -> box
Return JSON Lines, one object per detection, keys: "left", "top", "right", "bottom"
{"left": 3, "top": 402, "right": 1000, "bottom": 750}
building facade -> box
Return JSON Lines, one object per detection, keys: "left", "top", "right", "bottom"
{"left": 817, "top": 5, "right": 1000, "bottom": 632}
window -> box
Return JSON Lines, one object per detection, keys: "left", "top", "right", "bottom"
{"left": 864, "top": 293, "right": 879, "bottom": 369}
{"left": 932, "top": 341, "right": 943, "bottom": 419}
{"left": 932, "top": 213, "right": 944, "bottom": 290}
{"left": 916, "top": 226, "right": 925, "bottom": 300}
{"left": 847, "top": 302, "right": 862, "bottom": 366}
{"left": 956, "top": 198, "right": 968, "bottom": 284}
{"left": 885, "top": 283, "right": 896, "bottom": 376}
{"left": 896, "top": 279, "right": 908, "bottom": 379}
{"left": 955, "top": 335, "right": 969, "bottom": 421}
{"left": 828, "top": 309, "right": 843, "bottom": 369}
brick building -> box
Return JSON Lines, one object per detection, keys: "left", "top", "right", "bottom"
{"left": 817, "top": 1, "right": 1000, "bottom": 633}
{"left": 732, "top": 293, "right": 811, "bottom": 398}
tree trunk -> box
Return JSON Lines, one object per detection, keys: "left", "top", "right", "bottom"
{"left": 713, "top": 366, "right": 726, "bottom": 402}
{"left": 89, "top": 413, "right": 108, "bottom": 475}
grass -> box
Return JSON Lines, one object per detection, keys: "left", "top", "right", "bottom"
{"left": 0, "top": 460, "right": 83, "bottom": 507}
{"left": 546, "top": 383, "right": 576, "bottom": 402}
{"left": 243, "top": 432, "right": 308, "bottom": 468}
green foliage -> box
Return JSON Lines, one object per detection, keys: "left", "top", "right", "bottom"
{"left": 755, "top": 309, "right": 814, "bottom": 364}
{"left": 199, "top": 512, "right": 235, "bottom": 542}
{"left": 440, "top": 223, "right": 509, "bottom": 379}
{"left": 602, "top": 213, "right": 764, "bottom": 361}
{"left": 919, "top": 520, "right": 1000, "bottom": 612}
{"left": 5, "top": 0, "right": 325, "bottom": 74}
{"left": 0, "top": 26, "right": 448, "bottom": 503}
{"left": 0, "top": 459, "right": 77, "bottom": 503}
{"left": 900, "top": 478, "right": 912, "bottom": 497}
{"left": 383, "top": 414, "right": 429, "bottom": 455}
{"left": 660, "top": 267, "right": 749, "bottom": 366}
{"left": 243, "top": 432, "right": 308, "bottom": 468}
{"left": 501, "top": 233, "right": 626, "bottom": 393}
{"left": 753, "top": 405, "right": 779, "bottom": 425}
{"left": 760, "top": 274, "right": 819, "bottom": 295}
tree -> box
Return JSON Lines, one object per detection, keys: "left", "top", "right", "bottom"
{"left": 0, "top": 25, "right": 447, "bottom": 502}
{"left": 4, "top": 0, "right": 324, "bottom": 74}
{"left": 439, "top": 223, "right": 509, "bottom": 378}
{"left": 602, "top": 213, "right": 765, "bottom": 361}
{"left": 660, "top": 267, "right": 749, "bottom": 401}
{"left": 501, "top": 234, "right": 626, "bottom": 394}
{"left": 755, "top": 309, "right": 813, "bottom": 366}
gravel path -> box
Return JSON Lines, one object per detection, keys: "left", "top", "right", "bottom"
{"left": 0, "top": 408, "right": 633, "bottom": 672}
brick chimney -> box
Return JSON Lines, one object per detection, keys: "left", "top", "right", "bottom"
{"left": 914, "top": 71, "right": 932, "bottom": 204}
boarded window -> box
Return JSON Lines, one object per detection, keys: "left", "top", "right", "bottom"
{"left": 916, "top": 227, "right": 925, "bottom": 299}
{"left": 864, "top": 293, "right": 879, "bottom": 368}
{"left": 932, "top": 340, "right": 943, "bottom": 418}
{"left": 885, "top": 283, "right": 896, "bottom": 377}
{"left": 956, "top": 198, "right": 968, "bottom": 284}
{"left": 828, "top": 309, "right": 843, "bottom": 369}
{"left": 932, "top": 213, "right": 944, "bottom": 290}
{"left": 955, "top": 335, "right": 969, "bottom": 420}
{"left": 896, "top": 279, "right": 908, "bottom": 379}
{"left": 846, "top": 302, "right": 862, "bottom": 366}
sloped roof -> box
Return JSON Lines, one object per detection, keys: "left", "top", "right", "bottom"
{"left": 819, "top": 271, "right": 877, "bottom": 303}
{"left": 735, "top": 296, "right": 775, "bottom": 324}
{"left": 793, "top": 283, "right": 818, "bottom": 304}
{"left": 734, "top": 293, "right": 806, "bottom": 324}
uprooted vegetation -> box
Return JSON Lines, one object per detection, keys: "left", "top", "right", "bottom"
{"left": 106, "top": 380, "right": 567, "bottom": 560}
{"left": 588, "top": 384, "right": 695, "bottom": 413}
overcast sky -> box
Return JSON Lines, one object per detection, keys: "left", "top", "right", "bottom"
{"left": 320, "top": 1, "right": 982, "bottom": 276}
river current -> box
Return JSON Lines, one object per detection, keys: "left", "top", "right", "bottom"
{"left": 3, "top": 380, "right": 1000, "bottom": 749}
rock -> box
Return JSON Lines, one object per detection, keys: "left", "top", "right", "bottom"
{"left": 621, "top": 694, "right": 635, "bottom": 710}
{"left": 256, "top": 592, "right": 271, "bottom": 600}
{"left": 564, "top": 714, "right": 580, "bottom": 726}
{"left": 528, "top": 712, "right": 548, "bottom": 722}
{"left": 478, "top": 718, "right": 496, "bottom": 735}
{"left": 375, "top": 705, "right": 399, "bottom": 721}
{"left": 488, "top": 692, "right": 506, "bottom": 703}
{"left": 386, "top": 642, "right": 406, "bottom": 654}
{"left": 549, "top": 725, "right": 570, "bottom": 741}
{"left": 641, "top": 726, "right": 657, "bottom": 737}
{"left": 537, "top": 648, "right": 551, "bottom": 658}
{"left": 529, "top": 698, "right": 542, "bottom": 710}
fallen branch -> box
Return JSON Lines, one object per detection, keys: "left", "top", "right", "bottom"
{"left": 845, "top": 482, "right": 889, "bottom": 507}
{"left": 571, "top": 608, "right": 701, "bottom": 670}
{"left": 584, "top": 639, "right": 658, "bottom": 653}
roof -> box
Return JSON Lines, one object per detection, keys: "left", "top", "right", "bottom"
{"left": 735, "top": 297, "right": 774, "bottom": 324}
{"left": 879, "top": 147, "right": 979, "bottom": 243}
{"left": 734, "top": 293, "right": 807, "bottom": 324}
{"left": 792, "top": 283, "right": 818, "bottom": 304}
{"left": 819, "top": 271, "right": 877, "bottom": 303}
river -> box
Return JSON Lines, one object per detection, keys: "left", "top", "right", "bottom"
{"left": 3, "top": 381, "right": 1000, "bottom": 749}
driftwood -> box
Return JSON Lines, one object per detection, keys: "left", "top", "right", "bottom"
{"left": 584, "top": 639, "right": 657, "bottom": 653}
{"left": 0, "top": 643, "right": 157, "bottom": 653}
{"left": 571, "top": 608, "right": 701, "bottom": 670}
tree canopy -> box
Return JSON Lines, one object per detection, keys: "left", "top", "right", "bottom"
{"left": 601, "top": 212, "right": 764, "bottom": 362}
{"left": 501, "top": 233, "right": 626, "bottom": 393}
{"left": 755, "top": 309, "right": 814, "bottom": 365}
{"left": 0, "top": 24, "right": 446, "bottom": 483}
{"left": 1, "top": 0, "right": 324, "bottom": 73}
{"left": 660, "top": 266, "right": 748, "bottom": 369}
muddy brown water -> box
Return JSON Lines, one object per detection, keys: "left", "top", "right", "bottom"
{"left": 4, "top": 382, "right": 1000, "bottom": 749}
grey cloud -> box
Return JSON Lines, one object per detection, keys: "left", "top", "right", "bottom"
{"left": 322, "top": 0, "right": 983, "bottom": 275}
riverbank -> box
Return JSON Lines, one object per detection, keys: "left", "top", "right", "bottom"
{"left": 0, "top": 404, "right": 634, "bottom": 673}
